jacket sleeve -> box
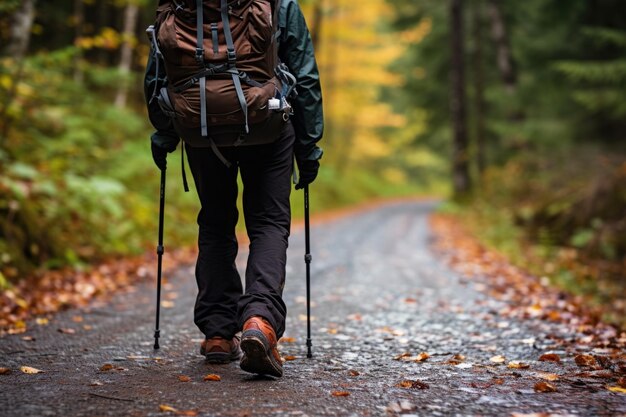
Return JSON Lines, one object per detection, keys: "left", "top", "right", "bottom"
{"left": 278, "top": 0, "right": 324, "bottom": 161}
{"left": 144, "top": 48, "right": 180, "bottom": 151}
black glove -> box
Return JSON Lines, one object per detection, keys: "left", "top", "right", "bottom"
{"left": 151, "top": 142, "right": 170, "bottom": 171}
{"left": 295, "top": 159, "right": 320, "bottom": 190}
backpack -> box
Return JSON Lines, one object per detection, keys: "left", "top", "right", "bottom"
{"left": 147, "top": 0, "right": 296, "bottom": 162}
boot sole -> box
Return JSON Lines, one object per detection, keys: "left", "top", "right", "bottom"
{"left": 201, "top": 347, "right": 243, "bottom": 364}
{"left": 240, "top": 331, "right": 283, "bottom": 378}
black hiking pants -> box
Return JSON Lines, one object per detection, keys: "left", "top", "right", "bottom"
{"left": 185, "top": 122, "right": 294, "bottom": 340}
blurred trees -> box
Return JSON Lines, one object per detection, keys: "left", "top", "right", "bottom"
{"left": 384, "top": 0, "right": 626, "bottom": 306}
{"left": 0, "top": 0, "right": 422, "bottom": 283}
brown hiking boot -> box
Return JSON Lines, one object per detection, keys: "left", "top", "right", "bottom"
{"left": 200, "top": 334, "right": 242, "bottom": 364}
{"left": 240, "top": 316, "right": 283, "bottom": 377}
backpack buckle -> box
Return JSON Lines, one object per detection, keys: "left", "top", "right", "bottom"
{"left": 227, "top": 50, "right": 237, "bottom": 65}
{"left": 195, "top": 48, "right": 204, "bottom": 64}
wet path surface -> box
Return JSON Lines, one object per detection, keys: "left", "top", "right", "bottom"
{"left": 1, "top": 201, "right": 625, "bottom": 416}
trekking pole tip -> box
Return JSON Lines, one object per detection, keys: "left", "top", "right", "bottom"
{"left": 154, "top": 330, "right": 160, "bottom": 350}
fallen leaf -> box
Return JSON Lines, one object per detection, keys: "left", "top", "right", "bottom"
{"left": 346, "top": 313, "right": 362, "bottom": 321}
{"left": 100, "top": 363, "right": 114, "bottom": 372}
{"left": 20, "top": 366, "right": 44, "bottom": 374}
{"left": 348, "top": 370, "right": 360, "bottom": 376}
{"left": 159, "top": 404, "right": 178, "bottom": 413}
{"left": 413, "top": 352, "right": 430, "bottom": 362}
{"left": 283, "top": 355, "right": 297, "bottom": 361}
{"left": 161, "top": 301, "right": 175, "bottom": 309}
{"left": 393, "top": 352, "right": 411, "bottom": 361}
{"left": 508, "top": 361, "right": 530, "bottom": 369}
{"left": 331, "top": 391, "right": 350, "bottom": 397}
{"left": 35, "top": 318, "right": 49, "bottom": 326}
{"left": 83, "top": 325, "right": 93, "bottom": 331}
{"left": 534, "top": 381, "right": 557, "bottom": 392}
{"left": 327, "top": 328, "right": 338, "bottom": 334}
{"left": 203, "top": 374, "right": 221, "bottom": 381}
{"left": 21, "top": 336, "right": 35, "bottom": 341}
{"left": 279, "top": 337, "right": 296, "bottom": 343}
{"left": 446, "top": 353, "right": 466, "bottom": 364}
{"left": 396, "top": 380, "right": 429, "bottom": 389}
{"left": 607, "top": 386, "right": 626, "bottom": 394}
{"left": 178, "top": 375, "right": 191, "bottom": 382}
{"left": 538, "top": 353, "right": 561, "bottom": 363}
{"left": 574, "top": 354, "right": 597, "bottom": 368}
{"left": 58, "top": 328, "right": 76, "bottom": 334}
{"left": 404, "top": 297, "right": 417, "bottom": 303}
{"left": 7, "top": 327, "right": 27, "bottom": 335}
{"left": 72, "top": 316, "right": 84, "bottom": 323}
{"left": 89, "top": 381, "right": 103, "bottom": 386}
{"left": 535, "top": 372, "right": 559, "bottom": 381}
{"left": 177, "top": 411, "right": 199, "bottom": 417}
{"left": 490, "top": 355, "right": 506, "bottom": 364}
{"left": 0, "top": 367, "right": 11, "bottom": 375}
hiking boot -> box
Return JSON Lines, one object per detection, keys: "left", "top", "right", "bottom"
{"left": 240, "top": 316, "right": 283, "bottom": 377}
{"left": 200, "top": 334, "right": 242, "bottom": 364}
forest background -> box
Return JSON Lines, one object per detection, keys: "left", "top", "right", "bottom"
{"left": 0, "top": 0, "right": 624, "bottom": 326}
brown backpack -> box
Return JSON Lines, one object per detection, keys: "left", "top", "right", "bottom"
{"left": 149, "top": 0, "right": 296, "bottom": 163}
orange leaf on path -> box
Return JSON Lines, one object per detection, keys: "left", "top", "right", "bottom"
{"left": 331, "top": 391, "right": 350, "bottom": 397}
{"left": 283, "top": 355, "right": 297, "bottom": 361}
{"left": 574, "top": 354, "right": 597, "bottom": 368}
{"left": 203, "top": 374, "right": 221, "bottom": 381}
{"left": 393, "top": 352, "right": 411, "bottom": 361}
{"left": 534, "top": 381, "right": 557, "bottom": 393}
{"left": 159, "top": 404, "right": 178, "bottom": 413}
{"left": 58, "top": 328, "right": 76, "bottom": 334}
{"left": 536, "top": 372, "right": 559, "bottom": 381}
{"left": 20, "top": 366, "right": 44, "bottom": 374}
{"left": 397, "top": 380, "right": 429, "bottom": 389}
{"left": 607, "top": 386, "right": 626, "bottom": 394}
{"left": 414, "top": 352, "right": 430, "bottom": 362}
{"left": 490, "top": 355, "right": 506, "bottom": 364}
{"left": 279, "top": 337, "right": 296, "bottom": 343}
{"left": 348, "top": 370, "right": 360, "bottom": 376}
{"left": 508, "top": 361, "right": 530, "bottom": 369}
{"left": 538, "top": 353, "right": 561, "bottom": 363}
{"left": 100, "top": 364, "right": 114, "bottom": 371}
{"left": 178, "top": 375, "right": 191, "bottom": 382}
{"left": 0, "top": 367, "right": 11, "bottom": 375}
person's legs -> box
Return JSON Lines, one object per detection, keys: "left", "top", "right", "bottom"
{"left": 237, "top": 122, "right": 295, "bottom": 339}
{"left": 186, "top": 145, "right": 242, "bottom": 340}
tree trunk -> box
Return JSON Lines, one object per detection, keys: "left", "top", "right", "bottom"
{"left": 3, "top": 0, "right": 36, "bottom": 59}
{"left": 471, "top": 0, "right": 487, "bottom": 176}
{"left": 73, "top": 0, "right": 85, "bottom": 83}
{"left": 310, "top": 0, "right": 324, "bottom": 51}
{"left": 450, "top": 0, "right": 472, "bottom": 198}
{"left": 1, "top": 0, "right": 37, "bottom": 146}
{"left": 486, "top": 0, "right": 516, "bottom": 93}
{"left": 114, "top": 3, "right": 140, "bottom": 108}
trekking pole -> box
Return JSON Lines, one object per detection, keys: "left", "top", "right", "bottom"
{"left": 304, "top": 185, "right": 313, "bottom": 358}
{"left": 154, "top": 168, "right": 166, "bottom": 350}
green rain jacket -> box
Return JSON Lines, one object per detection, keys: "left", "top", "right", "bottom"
{"left": 144, "top": 0, "right": 324, "bottom": 162}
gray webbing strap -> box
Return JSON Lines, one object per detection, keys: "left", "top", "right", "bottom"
{"left": 209, "top": 138, "right": 232, "bottom": 167}
{"left": 196, "top": 0, "right": 208, "bottom": 137}
{"left": 221, "top": 0, "right": 249, "bottom": 134}
{"left": 211, "top": 23, "right": 219, "bottom": 54}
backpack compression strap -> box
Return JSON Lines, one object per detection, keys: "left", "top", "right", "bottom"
{"left": 221, "top": 0, "right": 249, "bottom": 135}
{"left": 195, "top": 0, "right": 208, "bottom": 138}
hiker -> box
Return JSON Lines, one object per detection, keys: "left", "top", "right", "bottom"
{"left": 144, "top": 0, "right": 323, "bottom": 378}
